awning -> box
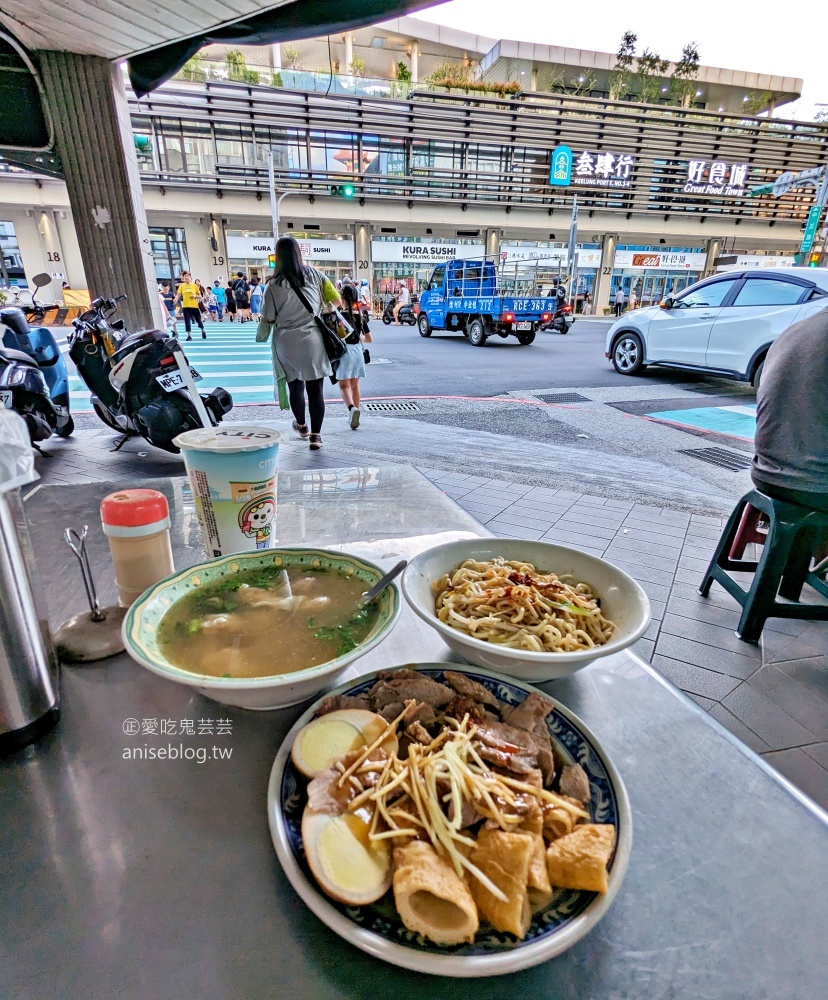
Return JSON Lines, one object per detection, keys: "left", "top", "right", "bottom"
{"left": 129, "top": 0, "right": 442, "bottom": 98}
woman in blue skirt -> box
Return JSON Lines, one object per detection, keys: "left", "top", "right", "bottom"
{"left": 337, "top": 282, "right": 372, "bottom": 429}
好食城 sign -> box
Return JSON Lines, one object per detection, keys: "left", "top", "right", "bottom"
{"left": 684, "top": 160, "right": 750, "bottom": 196}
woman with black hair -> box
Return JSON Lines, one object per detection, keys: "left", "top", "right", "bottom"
{"left": 260, "top": 236, "right": 341, "bottom": 451}
{"left": 338, "top": 282, "right": 372, "bottom": 429}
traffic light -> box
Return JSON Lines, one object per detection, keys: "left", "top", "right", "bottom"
{"left": 268, "top": 254, "right": 276, "bottom": 268}
{"left": 330, "top": 183, "right": 355, "bottom": 198}
{"left": 808, "top": 252, "right": 821, "bottom": 267}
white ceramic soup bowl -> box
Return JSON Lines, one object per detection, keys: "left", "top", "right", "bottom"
{"left": 402, "top": 538, "right": 651, "bottom": 682}
{"left": 123, "top": 548, "right": 400, "bottom": 710}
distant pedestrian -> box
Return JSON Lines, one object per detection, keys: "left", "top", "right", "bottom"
{"left": 160, "top": 283, "right": 178, "bottom": 332}
{"left": 260, "top": 236, "right": 341, "bottom": 451}
{"left": 337, "top": 282, "right": 373, "bottom": 430}
{"left": 158, "top": 286, "right": 177, "bottom": 333}
{"left": 175, "top": 270, "right": 206, "bottom": 340}
{"left": 583, "top": 291, "right": 592, "bottom": 316}
{"left": 250, "top": 277, "right": 264, "bottom": 318}
{"left": 225, "top": 284, "right": 237, "bottom": 322}
{"left": 233, "top": 271, "right": 251, "bottom": 322}
{"left": 614, "top": 287, "right": 625, "bottom": 318}
{"left": 628, "top": 288, "right": 638, "bottom": 311}
{"left": 211, "top": 280, "right": 225, "bottom": 321}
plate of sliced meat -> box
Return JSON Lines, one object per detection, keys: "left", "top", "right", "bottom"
{"left": 267, "top": 664, "right": 631, "bottom": 977}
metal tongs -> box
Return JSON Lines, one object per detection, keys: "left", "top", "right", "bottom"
{"left": 65, "top": 526, "right": 105, "bottom": 622}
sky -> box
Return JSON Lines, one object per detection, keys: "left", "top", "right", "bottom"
{"left": 412, "top": 0, "right": 826, "bottom": 121}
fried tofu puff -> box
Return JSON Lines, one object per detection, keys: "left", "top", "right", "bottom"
{"left": 469, "top": 829, "right": 535, "bottom": 939}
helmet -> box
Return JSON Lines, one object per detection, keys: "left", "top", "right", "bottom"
{"left": 360, "top": 279, "right": 368, "bottom": 286}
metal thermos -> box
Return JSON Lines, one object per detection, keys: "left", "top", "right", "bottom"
{"left": 0, "top": 487, "right": 59, "bottom": 753}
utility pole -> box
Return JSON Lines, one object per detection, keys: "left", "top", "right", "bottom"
{"left": 266, "top": 149, "right": 278, "bottom": 243}
{"left": 567, "top": 195, "right": 578, "bottom": 304}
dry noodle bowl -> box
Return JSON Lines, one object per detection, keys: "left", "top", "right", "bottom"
{"left": 434, "top": 558, "right": 615, "bottom": 652}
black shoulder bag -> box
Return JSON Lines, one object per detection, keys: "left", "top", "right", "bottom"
{"left": 285, "top": 273, "right": 346, "bottom": 362}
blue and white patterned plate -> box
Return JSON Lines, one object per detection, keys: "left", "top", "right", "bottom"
{"left": 267, "top": 664, "right": 632, "bottom": 977}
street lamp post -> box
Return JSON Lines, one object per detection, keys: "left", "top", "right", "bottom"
{"left": 265, "top": 150, "right": 294, "bottom": 245}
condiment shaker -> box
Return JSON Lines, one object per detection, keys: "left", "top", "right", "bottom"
{"left": 100, "top": 489, "right": 174, "bottom": 607}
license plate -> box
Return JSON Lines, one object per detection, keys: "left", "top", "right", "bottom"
{"left": 0, "top": 389, "right": 11, "bottom": 408}
{"left": 155, "top": 367, "right": 202, "bottom": 392}
{"left": 515, "top": 322, "right": 532, "bottom": 331}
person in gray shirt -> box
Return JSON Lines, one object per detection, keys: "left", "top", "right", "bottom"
{"left": 752, "top": 306, "right": 828, "bottom": 511}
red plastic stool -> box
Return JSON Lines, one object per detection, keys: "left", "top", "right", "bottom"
{"left": 729, "top": 504, "right": 766, "bottom": 559}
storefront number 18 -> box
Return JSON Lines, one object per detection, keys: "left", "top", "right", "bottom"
{"left": 47, "top": 251, "right": 61, "bottom": 262}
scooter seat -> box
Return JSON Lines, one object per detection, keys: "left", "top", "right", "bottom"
{"left": 0, "top": 346, "right": 37, "bottom": 366}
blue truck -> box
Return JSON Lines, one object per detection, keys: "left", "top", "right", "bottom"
{"left": 416, "top": 258, "right": 562, "bottom": 346}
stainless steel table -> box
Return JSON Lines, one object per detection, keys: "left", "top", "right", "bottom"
{"left": 3, "top": 465, "right": 827, "bottom": 999}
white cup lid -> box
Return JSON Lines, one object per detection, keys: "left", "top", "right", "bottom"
{"left": 173, "top": 425, "right": 282, "bottom": 453}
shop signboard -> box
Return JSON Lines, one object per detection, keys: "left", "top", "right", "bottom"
{"left": 683, "top": 160, "right": 750, "bottom": 196}
{"left": 499, "top": 244, "right": 601, "bottom": 267}
{"left": 372, "top": 241, "right": 484, "bottom": 263}
{"left": 226, "top": 236, "right": 355, "bottom": 261}
{"left": 615, "top": 250, "right": 706, "bottom": 271}
{"left": 548, "top": 145, "right": 635, "bottom": 189}
{"left": 715, "top": 254, "right": 796, "bottom": 271}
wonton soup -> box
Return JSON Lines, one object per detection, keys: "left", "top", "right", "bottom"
{"left": 157, "top": 565, "right": 378, "bottom": 678}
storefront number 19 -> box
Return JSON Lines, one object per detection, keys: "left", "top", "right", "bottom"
{"left": 213, "top": 255, "right": 224, "bottom": 265}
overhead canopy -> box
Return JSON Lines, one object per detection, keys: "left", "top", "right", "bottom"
{"left": 0, "top": 0, "right": 443, "bottom": 98}
{"left": 128, "top": 0, "right": 441, "bottom": 97}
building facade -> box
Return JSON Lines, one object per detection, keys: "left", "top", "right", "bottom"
{"left": 0, "top": 50, "right": 823, "bottom": 309}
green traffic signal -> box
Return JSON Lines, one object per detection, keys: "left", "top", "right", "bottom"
{"left": 330, "top": 183, "right": 355, "bottom": 198}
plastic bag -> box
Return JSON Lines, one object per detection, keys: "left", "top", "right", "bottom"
{"left": 0, "top": 409, "right": 38, "bottom": 492}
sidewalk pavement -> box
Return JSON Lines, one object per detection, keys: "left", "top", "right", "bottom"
{"left": 31, "top": 423, "right": 828, "bottom": 809}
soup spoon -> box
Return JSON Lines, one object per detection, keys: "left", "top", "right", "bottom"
{"left": 359, "top": 560, "right": 407, "bottom": 608}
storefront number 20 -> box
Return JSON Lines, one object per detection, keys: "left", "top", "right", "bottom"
{"left": 358, "top": 259, "right": 369, "bottom": 270}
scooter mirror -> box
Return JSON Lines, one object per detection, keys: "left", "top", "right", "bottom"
{"left": 32, "top": 273, "right": 52, "bottom": 289}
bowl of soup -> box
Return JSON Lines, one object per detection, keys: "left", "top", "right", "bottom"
{"left": 122, "top": 548, "right": 401, "bottom": 710}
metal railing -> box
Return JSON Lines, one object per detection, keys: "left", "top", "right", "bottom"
{"left": 128, "top": 80, "right": 828, "bottom": 224}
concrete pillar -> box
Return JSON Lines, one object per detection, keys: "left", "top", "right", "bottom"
{"left": 703, "top": 237, "right": 723, "bottom": 278}
{"left": 410, "top": 42, "right": 419, "bottom": 83}
{"left": 485, "top": 228, "right": 501, "bottom": 261}
{"left": 210, "top": 217, "right": 230, "bottom": 285}
{"left": 15, "top": 212, "right": 50, "bottom": 288}
{"left": 353, "top": 222, "right": 371, "bottom": 287}
{"left": 35, "top": 210, "right": 67, "bottom": 300}
{"left": 530, "top": 67, "right": 538, "bottom": 92}
{"left": 54, "top": 210, "right": 87, "bottom": 289}
{"left": 271, "top": 43, "right": 282, "bottom": 70}
{"left": 344, "top": 34, "right": 354, "bottom": 75}
{"left": 37, "top": 52, "right": 163, "bottom": 332}
{"left": 181, "top": 218, "right": 215, "bottom": 287}
{"left": 593, "top": 233, "right": 618, "bottom": 313}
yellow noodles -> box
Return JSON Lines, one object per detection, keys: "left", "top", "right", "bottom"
{"left": 434, "top": 558, "right": 615, "bottom": 653}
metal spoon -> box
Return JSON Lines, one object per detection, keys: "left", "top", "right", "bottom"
{"left": 359, "top": 560, "right": 407, "bottom": 607}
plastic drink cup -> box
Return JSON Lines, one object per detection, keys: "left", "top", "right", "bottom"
{"left": 173, "top": 425, "right": 281, "bottom": 557}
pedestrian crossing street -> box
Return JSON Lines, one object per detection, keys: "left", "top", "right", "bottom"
{"left": 66, "top": 321, "right": 278, "bottom": 411}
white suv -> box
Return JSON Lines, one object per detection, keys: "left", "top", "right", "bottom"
{"left": 605, "top": 267, "right": 828, "bottom": 386}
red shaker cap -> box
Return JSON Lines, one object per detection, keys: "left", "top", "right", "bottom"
{"left": 100, "top": 489, "right": 169, "bottom": 527}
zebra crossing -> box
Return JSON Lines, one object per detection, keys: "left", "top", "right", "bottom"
{"left": 65, "top": 321, "right": 278, "bottom": 411}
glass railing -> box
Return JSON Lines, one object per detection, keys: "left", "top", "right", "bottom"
{"left": 172, "top": 63, "right": 523, "bottom": 101}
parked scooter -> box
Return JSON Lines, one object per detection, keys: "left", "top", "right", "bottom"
{"left": 1, "top": 273, "right": 73, "bottom": 436}
{"left": 381, "top": 296, "right": 417, "bottom": 326}
{"left": 0, "top": 338, "right": 57, "bottom": 443}
{"left": 69, "top": 295, "right": 233, "bottom": 453}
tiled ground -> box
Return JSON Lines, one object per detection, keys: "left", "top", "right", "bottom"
{"left": 418, "top": 467, "right": 828, "bottom": 810}
{"left": 31, "top": 429, "right": 828, "bottom": 809}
